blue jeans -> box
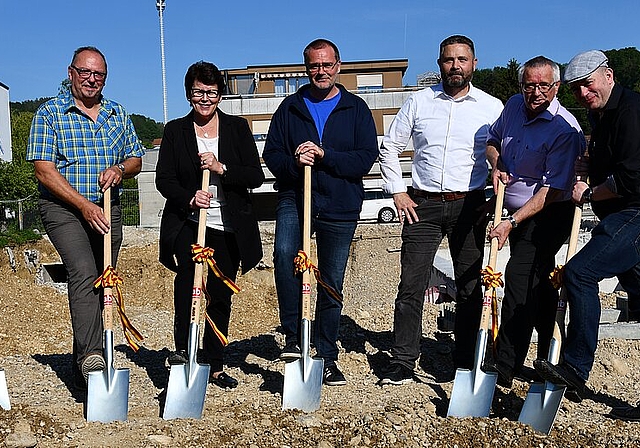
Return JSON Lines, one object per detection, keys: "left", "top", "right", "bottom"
{"left": 273, "top": 195, "right": 356, "bottom": 363}
{"left": 392, "top": 190, "right": 486, "bottom": 369}
{"left": 563, "top": 208, "right": 640, "bottom": 380}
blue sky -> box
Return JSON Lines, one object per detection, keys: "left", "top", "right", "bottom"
{"left": 1, "top": 0, "right": 638, "bottom": 123}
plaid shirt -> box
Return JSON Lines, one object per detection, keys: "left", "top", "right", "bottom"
{"left": 27, "top": 91, "right": 145, "bottom": 203}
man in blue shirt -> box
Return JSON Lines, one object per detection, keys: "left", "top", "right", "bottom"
{"left": 27, "top": 46, "right": 144, "bottom": 390}
{"left": 263, "top": 38, "right": 378, "bottom": 386}
{"left": 487, "top": 56, "right": 585, "bottom": 388}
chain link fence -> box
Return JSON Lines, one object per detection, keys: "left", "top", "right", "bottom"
{"left": 0, "top": 189, "right": 140, "bottom": 235}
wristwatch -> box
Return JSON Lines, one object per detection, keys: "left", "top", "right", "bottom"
{"left": 117, "top": 163, "right": 126, "bottom": 176}
{"left": 221, "top": 164, "right": 228, "bottom": 176}
{"left": 581, "top": 187, "right": 593, "bottom": 203}
{"left": 507, "top": 215, "right": 518, "bottom": 228}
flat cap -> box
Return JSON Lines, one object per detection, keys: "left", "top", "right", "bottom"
{"left": 564, "top": 50, "right": 608, "bottom": 83}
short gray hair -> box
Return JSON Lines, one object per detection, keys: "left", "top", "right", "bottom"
{"left": 517, "top": 56, "right": 560, "bottom": 83}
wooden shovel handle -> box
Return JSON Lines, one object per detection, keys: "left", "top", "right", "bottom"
{"left": 479, "top": 181, "right": 506, "bottom": 332}
{"left": 103, "top": 187, "right": 113, "bottom": 331}
{"left": 488, "top": 181, "right": 506, "bottom": 269}
{"left": 301, "top": 166, "right": 312, "bottom": 321}
{"left": 550, "top": 204, "right": 583, "bottom": 347}
{"left": 191, "top": 169, "right": 210, "bottom": 324}
{"left": 565, "top": 205, "right": 582, "bottom": 262}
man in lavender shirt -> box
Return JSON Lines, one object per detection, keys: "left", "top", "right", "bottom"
{"left": 486, "top": 56, "right": 585, "bottom": 388}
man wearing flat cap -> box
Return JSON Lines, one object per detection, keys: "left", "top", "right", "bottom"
{"left": 535, "top": 50, "right": 640, "bottom": 419}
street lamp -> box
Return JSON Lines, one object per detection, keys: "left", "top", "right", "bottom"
{"left": 156, "top": 0, "right": 168, "bottom": 124}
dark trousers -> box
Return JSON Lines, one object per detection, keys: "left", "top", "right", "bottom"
{"left": 39, "top": 197, "right": 122, "bottom": 374}
{"left": 173, "top": 221, "right": 240, "bottom": 372}
{"left": 494, "top": 200, "right": 574, "bottom": 374}
{"left": 391, "top": 190, "right": 486, "bottom": 370}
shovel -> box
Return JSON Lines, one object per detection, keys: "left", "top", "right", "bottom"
{"left": 518, "top": 204, "right": 582, "bottom": 433}
{"left": 0, "top": 369, "right": 9, "bottom": 410}
{"left": 282, "top": 165, "right": 324, "bottom": 412}
{"left": 87, "top": 187, "right": 130, "bottom": 422}
{"left": 447, "top": 181, "right": 505, "bottom": 418}
{"left": 163, "top": 169, "right": 211, "bottom": 420}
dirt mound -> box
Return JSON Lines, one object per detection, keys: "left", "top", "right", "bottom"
{"left": 1, "top": 224, "right": 639, "bottom": 447}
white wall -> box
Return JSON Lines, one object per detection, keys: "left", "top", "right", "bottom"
{"left": 0, "top": 82, "right": 11, "bottom": 162}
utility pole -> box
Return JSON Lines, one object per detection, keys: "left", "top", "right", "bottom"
{"left": 156, "top": 0, "right": 168, "bottom": 124}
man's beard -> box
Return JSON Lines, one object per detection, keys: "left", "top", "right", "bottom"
{"left": 443, "top": 71, "right": 472, "bottom": 88}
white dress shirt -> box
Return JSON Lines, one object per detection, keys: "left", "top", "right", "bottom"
{"left": 380, "top": 83, "right": 503, "bottom": 194}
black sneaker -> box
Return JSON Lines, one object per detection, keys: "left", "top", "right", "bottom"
{"left": 379, "top": 364, "right": 414, "bottom": 385}
{"left": 323, "top": 364, "right": 346, "bottom": 386}
{"left": 209, "top": 371, "right": 238, "bottom": 389}
{"left": 534, "top": 359, "right": 585, "bottom": 403}
{"left": 280, "top": 342, "right": 301, "bottom": 362}
{"left": 81, "top": 353, "right": 106, "bottom": 383}
{"left": 609, "top": 405, "right": 640, "bottom": 422}
{"left": 484, "top": 361, "right": 513, "bottom": 388}
{"left": 167, "top": 350, "right": 189, "bottom": 365}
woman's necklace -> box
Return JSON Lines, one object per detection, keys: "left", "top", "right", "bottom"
{"left": 195, "top": 122, "right": 210, "bottom": 138}
{"left": 194, "top": 117, "right": 217, "bottom": 138}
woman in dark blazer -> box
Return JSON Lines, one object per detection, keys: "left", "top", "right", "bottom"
{"left": 156, "top": 61, "right": 264, "bottom": 388}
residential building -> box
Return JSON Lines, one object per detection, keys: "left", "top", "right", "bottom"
{"left": 140, "top": 59, "right": 428, "bottom": 226}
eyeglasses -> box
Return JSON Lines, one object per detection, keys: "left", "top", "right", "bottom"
{"left": 191, "top": 89, "right": 220, "bottom": 99}
{"left": 521, "top": 81, "right": 557, "bottom": 93}
{"left": 70, "top": 65, "right": 107, "bottom": 81}
{"left": 307, "top": 61, "right": 339, "bottom": 73}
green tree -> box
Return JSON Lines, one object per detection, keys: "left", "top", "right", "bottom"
{"left": 0, "top": 111, "right": 37, "bottom": 199}
{"left": 473, "top": 59, "right": 520, "bottom": 104}
{"left": 604, "top": 47, "right": 640, "bottom": 94}
{"left": 130, "top": 114, "right": 164, "bottom": 148}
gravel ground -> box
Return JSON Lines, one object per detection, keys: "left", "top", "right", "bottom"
{"left": 1, "top": 222, "right": 640, "bottom": 447}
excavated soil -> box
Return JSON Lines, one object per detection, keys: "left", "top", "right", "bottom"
{"left": 1, "top": 223, "right": 639, "bottom": 447}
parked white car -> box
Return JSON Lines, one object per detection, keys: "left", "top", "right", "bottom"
{"left": 360, "top": 189, "right": 396, "bottom": 223}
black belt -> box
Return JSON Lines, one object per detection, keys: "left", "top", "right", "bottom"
{"left": 413, "top": 190, "right": 468, "bottom": 202}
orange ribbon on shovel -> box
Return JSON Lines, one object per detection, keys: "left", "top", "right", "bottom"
{"left": 191, "top": 244, "right": 240, "bottom": 294}
{"left": 549, "top": 265, "right": 565, "bottom": 290}
{"left": 94, "top": 265, "right": 144, "bottom": 352}
{"left": 294, "top": 250, "right": 343, "bottom": 303}
{"left": 191, "top": 243, "right": 240, "bottom": 347}
{"left": 481, "top": 265, "right": 504, "bottom": 349}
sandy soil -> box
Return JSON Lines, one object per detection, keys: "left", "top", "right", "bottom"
{"left": 1, "top": 223, "right": 640, "bottom": 447}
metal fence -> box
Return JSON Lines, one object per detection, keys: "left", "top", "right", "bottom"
{"left": 0, "top": 189, "right": 140, "bottom": 233}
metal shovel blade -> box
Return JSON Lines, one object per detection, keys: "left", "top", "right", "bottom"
{"left": 0, "top": 369, "right": 10, "bottom": 410}
{"left": 86, "top": 330, "right": 129, "bottom": 422}
{"left": 518, "top": 381, "right": 566, "bottom": 434}
{"left": 447, "top": 330, "right": 497, "bottom": 417}
{"left": 282, "top": 319, "right": 324, "bottom": 412}
{"left": 163, "top": 323, "right": 210, "bottom": 420}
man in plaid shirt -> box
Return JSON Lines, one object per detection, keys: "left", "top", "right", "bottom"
{"left": 27, "top": 46, "right": 144, "bottom": 390}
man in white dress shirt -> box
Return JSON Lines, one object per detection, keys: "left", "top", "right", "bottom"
{"left": 378, "top": 35, "right": 503, "bottom": 385}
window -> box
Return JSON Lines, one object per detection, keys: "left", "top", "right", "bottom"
{"left": 275, "top": 79, "right": 286, "bottom": 96}
{"left": 383, "top": 115, "right": 396, "bottom": 135}
{"left": 252, "top": 120, "right": 271, "bottom": 141}
{"left": 357, "top": 74, "right": 383, "bottom": 92}
{"left": 234, "top": 75, "right": 255, "bottom": 95}
{"left": 275, "top": 76, "right": 308, "bottom": 96}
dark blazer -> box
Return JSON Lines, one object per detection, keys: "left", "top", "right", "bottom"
{"left": 156, "top": 109, "right": 265, "bottom": 273}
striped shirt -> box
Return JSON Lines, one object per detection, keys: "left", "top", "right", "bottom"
{"left": 27, "top": 91, "right": 145, "bottom": 203}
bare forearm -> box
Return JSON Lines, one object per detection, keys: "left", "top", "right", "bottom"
{"left": 34, "top": 161, "right": 93, "bottom": 211}
{"left": 120, "top": 157, "right": 142, "bottom": 178}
